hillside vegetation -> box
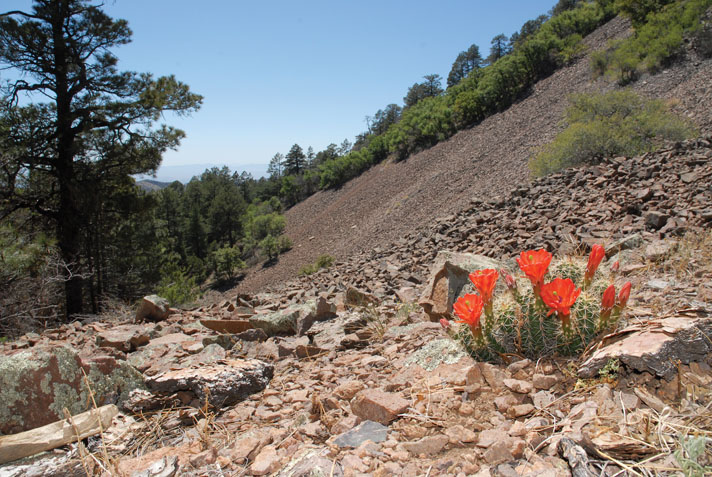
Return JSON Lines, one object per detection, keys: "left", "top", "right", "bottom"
{"left": 593, "top": 0, "right": 712, "bottom": 83}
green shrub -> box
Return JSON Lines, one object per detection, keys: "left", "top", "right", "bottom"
{"left": 185, "top": 255, "right": 208, "bottom": 282}
{"left": 299, "top": 254, "right": 335, "bottom": 276}
{"left": 211, "top": 245, "right": 245, "bottom": 280}
{"left": 157, "top": 267, "right": 199, "bottom": 306}
{"left": 616, "top": 0, "right": 676, "bottom": 26}
{"left": 529, "top": 90, "right": 694, "bottom": 176}
{"left": 595, "top": 0, "right": 712, "bottom": 83}
{"left": 385, "top": 96, "right": 456, "bottom": 160}
{"left": 246, "top": 212, "right": 285, "bottom": 241}
{"left": 259, "top": 234, "right": 292, "bottom": 261}
{"left": 277, "top": 235, "right": 292, "bottom": 253}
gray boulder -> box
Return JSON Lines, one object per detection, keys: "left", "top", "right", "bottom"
{"left": 419, "top": 251, "right": 503, "bottom": 321}
{"left": 136, "top": 295, "right": 171, "bottom": 322}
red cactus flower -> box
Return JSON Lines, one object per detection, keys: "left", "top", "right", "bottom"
{"left": 516, "top": 249, "right": 552, "bottom": 288}
{"left": 610, "top": 260, "right": 620, "bottom": 273}
{"left": 585, "top": 244, "right": 606, "bottom": 282}
{"left": 601, "top": 284, "right": 616, "bottom": 310}
{"left": 540, "top": 278, "right": 581, "bottom": 317}
{"left": 469, "top": 269, "right": 499, "bottom": 304}
{"left": 439, "top": 318, "right": 451, "bottom": 330}
{"left": 453, "top": 293, "right": 484, "bottom": 330}
{"left": 617, "top": 282, "right": 632, "bottom": 308}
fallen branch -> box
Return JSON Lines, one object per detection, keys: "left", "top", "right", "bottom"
{"left": 0, "top": 404, "right": 118, "bottom": 465}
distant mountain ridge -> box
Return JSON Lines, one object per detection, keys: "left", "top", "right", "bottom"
{"left": 135, "top": 163, "right": 269, "bottom": 184}
{"left": 136, "top": 179, "right": 172, "bottom": 192}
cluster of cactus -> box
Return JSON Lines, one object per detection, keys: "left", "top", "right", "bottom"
{"left": 442, "top": 245, "right": 632, "bottom": 361}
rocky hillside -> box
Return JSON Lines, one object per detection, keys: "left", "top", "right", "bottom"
{"left": 1, "top": 134, "right": 711, "bottom": 476}
{"left": 269, "top": 136, "right": 712, "bottom": 302}
{"left": 235, "top": 15, "right": 712, "bottom": 295}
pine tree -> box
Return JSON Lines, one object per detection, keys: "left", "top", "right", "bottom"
{"left": 487, "top": 34, "right": 511, "bottom": 64}
{"left": 0, "top": 0, "right": 202, "bottom": 316}
{"left": 283, "top": 144, "right": 306, "bottom": 175}
{"left": 447, "top": 44, "right": 483, "bottom": 87}
{"left": 267, "top": 153, "right": 284, "bottom": 179}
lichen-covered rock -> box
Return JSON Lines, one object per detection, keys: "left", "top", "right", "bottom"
{"left": 249, "top": 308, "right": 301, "bottom": 336}
{"left": 403, "top": 338, "right": 467, "bottom": 371}
{"left": 0, "top": 345, "right": 144, "bottom": 434}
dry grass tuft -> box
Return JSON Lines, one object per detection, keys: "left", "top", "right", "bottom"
{"left": 362, "top": 305, "right": 388, "bottom": 342}
{"left": 665, "top": 229, "right": 712, "bottom": 279}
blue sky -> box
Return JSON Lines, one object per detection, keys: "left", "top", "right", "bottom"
{"left": 4, "top": 1, "right": 557, "bottom": 181}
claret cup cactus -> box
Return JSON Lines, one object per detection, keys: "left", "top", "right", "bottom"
{"left": 447, "top": 245, "right": 631, "bottom": 361}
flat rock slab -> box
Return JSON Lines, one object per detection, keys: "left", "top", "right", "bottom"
{"left": 146, "top": 358, "right": 274, "bottom": 407}
{"left": 148, "top": 332, "right": 195, "bottom": 347}
{"left": 579, "top": 317, "right": 712, "bottom": 379}
{"left": 96, "top": 324, "right": 151, "bottom": 352}
{"left": 334, "top": 420, "right": 389, "bottom": 448}
{"left": 605, "top": 233, "right": 642, "bottom": 258}
{"left": 200, "top": 319, "right": 252, "bottom": 334}
{"left": 295, "top": 344, "right": 327, "bottom": 359}
{"left": 400, "top": 434, "right": 449, "bottom": 455}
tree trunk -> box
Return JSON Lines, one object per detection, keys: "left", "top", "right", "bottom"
{"left": 57, "top": 171, "right": 83, "bottom": 317}
{"left": 52, "top": 0, "right": 83, "bottom": 318}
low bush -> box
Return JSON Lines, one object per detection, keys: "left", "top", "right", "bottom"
{"left": 529, "top": 90, "right": 694, "bottom": 176}
{"left": 299, "top": 254, "right": 335, "bottom": 276}
{"left": 259, "top": 234, "right": 292, "bottom": 261}
{"left": 210, "top": 245, "right": 245, "bottom": 281}
{"left": 156, "top": 266, "right": 200, "bottom": 307}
